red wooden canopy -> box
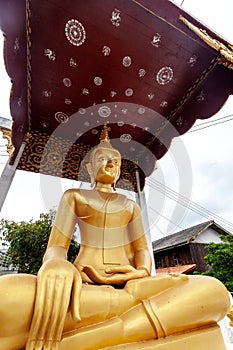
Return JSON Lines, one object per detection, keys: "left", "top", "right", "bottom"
{"left": 0, "top": 0, "right": 233, "bottom": 191}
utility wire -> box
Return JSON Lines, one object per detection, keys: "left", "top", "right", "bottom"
{"left": 148, "top": 219, "right": 166, "bottom": 238}
{"left": 148, "top": 178, "right": 233, "bottom": 231}
{"left": 192, "top": 114, "right": 233, "bottom": 128}
{"left": 148, "top": 205, "right": 184, "bottom": 232}
{"left": 147, "top": 178, "right": 233, "bottom": 232}
{"left": 189, "top": 114, "right": 233, "bottom": 133}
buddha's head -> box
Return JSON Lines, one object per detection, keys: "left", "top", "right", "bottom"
{"left": 86, "top": 124, "right": 121, "bottom": 190}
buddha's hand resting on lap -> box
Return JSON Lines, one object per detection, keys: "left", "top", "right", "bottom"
{"left": 26, "top": 259, "right": 82, "bottom": 350}
{"left": 83, "top": 264, "right": 148, "bottom": 285}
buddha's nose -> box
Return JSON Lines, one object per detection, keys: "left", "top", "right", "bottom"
{"left": 107, "top": 160, "right": 114, "bottom": 167}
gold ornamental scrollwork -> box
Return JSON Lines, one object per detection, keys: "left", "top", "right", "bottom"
{"left": 179, "top": 15, "right": 233, "bottom": 70}
{"left": 16, "top": 130, "right": 141, "bottom": 191}
{"left": 0, "top": 127, "right": 15, "bottom": 156}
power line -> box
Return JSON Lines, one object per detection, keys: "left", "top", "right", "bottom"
{"left": 189, "top": 114, "right": 233, "bottom": 133}
{"left": 148, "top": 205, "right": 184, "bottom": 233}
{"left": 147, "top": 178, "right": 233, "bottom": 232}
{"left": 148, "top": 219, "right": 166, "bottom": 238}
{"left": 156, "top": 111, "right": 233, "bottom": 229}
{"left": 148, "top": 178, "right": 233, "bottom": 231}
{"left": 192, "top": 114, "right": 233, "bottom": 128}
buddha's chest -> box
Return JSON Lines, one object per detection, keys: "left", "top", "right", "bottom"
{"left": 76, "top": 192, "right": 132, "bottom": 228}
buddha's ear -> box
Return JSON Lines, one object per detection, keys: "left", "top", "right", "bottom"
{"left": 112, "top": 170, "right": 121, "bottom": 191}
{"left": 86, "top": 163, "right": 95, "bottom": 187}
{"left": 112, "top": 181, "right": 117, "bottom": 191}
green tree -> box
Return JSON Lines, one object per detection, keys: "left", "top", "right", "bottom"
{"left": 203, "top": 234, "right": 233, "bottom": 292}
{"left": 0, "top": 211, "right": 79, "bottom": 275}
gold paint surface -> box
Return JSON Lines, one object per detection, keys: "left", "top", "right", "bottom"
{"left": 0, "top": 131, "right": 230, "bottom": 350}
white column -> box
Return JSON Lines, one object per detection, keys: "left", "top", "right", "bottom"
{"left": 135, "top": 170, "right": 156, "bottom": 275}
{"left": 0, "top": 143, "right": 25, "bottom": 212}
{"left": 0, "top": 117, "right": 12, "bottom": 129}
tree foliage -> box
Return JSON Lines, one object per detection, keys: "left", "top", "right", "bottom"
{"left": 0, "top": 211, "right": 79, "bottom": 275}
{"left": 203, "top": 234, "right": 233, "bottom": 292}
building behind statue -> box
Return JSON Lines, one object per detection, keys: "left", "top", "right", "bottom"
{"left": 153, "top": 220, "right": 231, "bottom": 274}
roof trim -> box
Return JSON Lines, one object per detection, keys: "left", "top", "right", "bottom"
{"left": 156, "top": 264, "right": 197, "bottom": 275}
{"left": 153, "top": 220, "right": 232, "bottom": 252}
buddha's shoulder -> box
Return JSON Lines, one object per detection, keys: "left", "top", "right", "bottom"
{"left": 114, "top": 193, "right": 140, "bottom": 212}
{"left": 62, "top": 189, "right": 139, "bottom": 209}
{"left": 62, "top": 188, "right": 89, "bottom": 203}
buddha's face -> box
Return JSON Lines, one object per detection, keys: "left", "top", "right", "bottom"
{"left": 91, "top": 148, "right": 121, "bottom": 185}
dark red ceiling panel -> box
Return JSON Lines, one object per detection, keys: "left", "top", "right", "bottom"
{"left": 0, "top": 0, "right": 232, "bottom": 190}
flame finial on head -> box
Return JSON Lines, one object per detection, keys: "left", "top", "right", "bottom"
{"left": 99, "top": 123, "right": 110, "bottom": 143}
{"left": 98, "top": 123, "right": 113, "bottom": 149}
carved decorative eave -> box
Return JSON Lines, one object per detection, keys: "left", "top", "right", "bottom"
{"left": 0, "top": 127, "right": 14, "bottom": 157}
{"left": 179, "top": 15, "right": 233, "bottom": 70}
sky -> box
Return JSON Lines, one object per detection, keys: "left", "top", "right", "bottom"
{"left": 0, "top": 0, "right": 233, "bottom": 241}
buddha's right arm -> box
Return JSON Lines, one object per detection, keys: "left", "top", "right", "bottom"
{"left": 26, "top": 258, "right": 82, "bottom": 350}
{"left": 45, "top": 189, "right": 78, "bottom": 255}
{"left": 26, "top": 190, "right": 81, "bottom": 350}
{"left": 43, "top": 245, "right": 68, "bottom": 262}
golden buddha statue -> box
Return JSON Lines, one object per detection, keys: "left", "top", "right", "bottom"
{"left": 0, "top": 125, "right": 230, "bottom": 350}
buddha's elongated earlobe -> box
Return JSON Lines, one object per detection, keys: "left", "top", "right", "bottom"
{"left": 112, "top": 169, "right": 121, "bottom": 190}
{"left": 86, "top": 163, "right": 95, "bottom": 187}
{"left": 90, "top": 178, "right": 96, "bottom": 188}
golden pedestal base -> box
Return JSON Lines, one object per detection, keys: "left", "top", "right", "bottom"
{"left": 104, "top": 325, "right": 226, "bottom": 350}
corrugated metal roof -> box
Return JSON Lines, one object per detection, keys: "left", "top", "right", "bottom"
{"left": 153, "top": 220, "right": 231, "bottom": 252}
{"left": 156, "top": 264, "right": 197, "bottom": 275}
